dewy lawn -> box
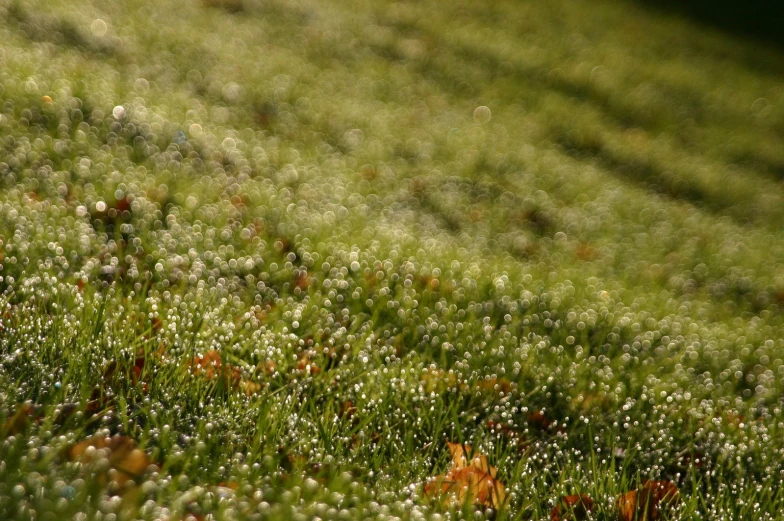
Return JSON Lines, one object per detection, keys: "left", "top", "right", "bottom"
{"left": 1, "top": 0, "right": 784, "bottom": 519}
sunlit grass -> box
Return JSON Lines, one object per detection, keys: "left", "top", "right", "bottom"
{"left": 1, "top": 0, "right": 783, "bottom": 518}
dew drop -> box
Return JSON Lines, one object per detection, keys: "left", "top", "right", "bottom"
{"left": 90, "top": 19, "right": 108, "bottom": 37}
{"left": 473, "top": 106, "right": 492, "bottom": 124}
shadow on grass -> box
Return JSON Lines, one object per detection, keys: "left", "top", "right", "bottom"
{"left": 633, "top": 0, "right": 784, "bottom": 51}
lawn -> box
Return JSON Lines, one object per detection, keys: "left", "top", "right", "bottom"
{"left": 1, "top": 0, "right": 784, "bottom": 519}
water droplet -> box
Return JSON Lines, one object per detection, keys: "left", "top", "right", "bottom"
{"left": 473, "top": 106, "right": 492, "bottom": 124}
{"left": 90, "top": 19, "right": 108, "bottom": 37}
{"left": 134, "top": 78, "right": 150, "bottom": 94}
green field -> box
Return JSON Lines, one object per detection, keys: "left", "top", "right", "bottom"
{"left": 1, "top": 0, "right": 784, "bottom": 518}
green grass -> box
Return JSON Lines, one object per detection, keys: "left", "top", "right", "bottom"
{"left": 1, "top": 0, "right": 783, "bottom": 518}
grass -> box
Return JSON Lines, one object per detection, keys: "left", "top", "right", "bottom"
{"left": 0, "top": 0, "right": 783, "bottom": 518}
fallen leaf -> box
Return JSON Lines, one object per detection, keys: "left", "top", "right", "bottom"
{"left": 527, "top": 410, "right": 554, "bottom": 430}
{"left": 259, "top": 360, "right": 277, "bottom": 377}
{"left": 191, "top": 350, "right": 227, "bottom": 380}
{"left": 1, "top": 404, "right": 40, "bottom": 435}
{"left": 675, "top": 449, "right": 706, "bottom": 470}
{"left": 486, "top": 419, "right": 530, "bottom": 452}
{"left": 278, "top": 445, "right": 308, "bottom": 474}
{"left": 67, "top": 435, "right": 152, "bottom": 491}
{"left": 190, "top": 350, "right": 262, "bottom": 395}
{"left": 360, "top": 164, "right": 377, "bottom": 180}
{"left": 295, "top": 272, "right": 312, "bottom": 291}
{"left": 615, "top": 480, "right": 680, "bottom": 521}
{"left": 89, "top": 350, "right": 159, "bottom": 415}
{"left": 150, "top": 316, "right": 163, "bottom": 333}
{"left": 296, "top": 353, "right": 321, "bottom": 374}
{"left": 103, "top": 354, "right": 150, "bottom": 392}
{"left": 551, "top": 494, "right": 594, "bottom": 521}
{"left": 446, "top": 442, "right": 496, "bottom": 477}
{"left": 239, "top": 380, "right": 263, "bottom": 395}
{"left": 575, "top": 243, "right": 596, "bottom": 261}
{"left": 339, "top": 401, "right": 357, "bottom": 421}
{"left": 723, "top": 411, "right": 746, "bottom": 429}
{"left": 424, "top": 442, "right": 506, "bottom": 510}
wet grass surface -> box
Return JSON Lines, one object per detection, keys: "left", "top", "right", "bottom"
{"left": 1, "top": 0, "right": 784, "bottom": 519}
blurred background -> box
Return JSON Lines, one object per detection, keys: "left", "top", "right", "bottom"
{"left": 1, "top": 0, "right": 784, "bottom": 518}
{"left": 639, "top": 0, "right": 784, "bottom": 48}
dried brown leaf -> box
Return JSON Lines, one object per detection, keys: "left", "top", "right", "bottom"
{"left": 446, "top": 442, "right": 497, "bottom": 478}
{"left": 425, "top": 442, "right": 506, "bottom": 510}
{"left": 190, "top": 350, "right": 262, "bottom": 395}
{"left": 551, "top": 494, "right": 594, "bottom": 521}
{"left": 615, "top": 480, "right": 680, "bottom": 521}
{"left": 67, "top": 435, "right": 152, "bottom": 491}
{"left": 296, "top": 353, "right": 321, "bottom": 374}
{"left": 1, "top": 404, "right": 40, "bottom": 435}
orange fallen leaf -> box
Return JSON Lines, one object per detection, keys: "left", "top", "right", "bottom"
{"left": 150, "top": 315, "right": 163, "bottom": 332}
{"left": 190, "top": 350, "right": 262, "bottom": 395}
{"left": 103, "top": 353, "right": 151, "bottom": 391}
{"left": 277, "top": 445, "right": 308, "bottom": 474}
{"left": 360, "top": 164, "right": 378, "bottom": 180}
{"left": 447, "top": 442, "right": 496, "bottom": 477}
{"left": 296, "top": 353, "right": 321, "bottom": 374}
{"left": 259, "top": 360, "right": 277, "bottom": 376}
{"left": 67, "top": 435, "right": 152, "bottom": 491}
{"left": 421, "top": 372, "right": 514, "bottom": 398}
{"left": 191, "top": 350, "right": 228, "bottom": 380}
{"left": 675, "top": 449, "right": 706, "bottom": 470}
{"left": 615, "top": 480, "right": 680, "bottom": 521}
{"left": 424, "top": 442, "right": 506, "bottom": 510}
{"left": 425, "top": 466, "right": 505, "bottom": 509}
{"left": 1, "top": 404, "right": 40, "bottom": 435}
{"left": 239, "top": 380, "right": 263, "bottom": 395}
{"left": 295, "top": 272, "right": 312, "bottom": 291}
{"left": 723, "top": 411, "right": 746, "bottom": 429}
{"left": 575, "top": 243, "right": 596, "bottom": 261}
{"left": 473, "top": 377, "right": 513, "bottom": 395}
{"left": 551, "top": 494, "right": 594, "bottom": 521}
{"left": 339, "top": 400, "right": 357, "bottom": 421}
